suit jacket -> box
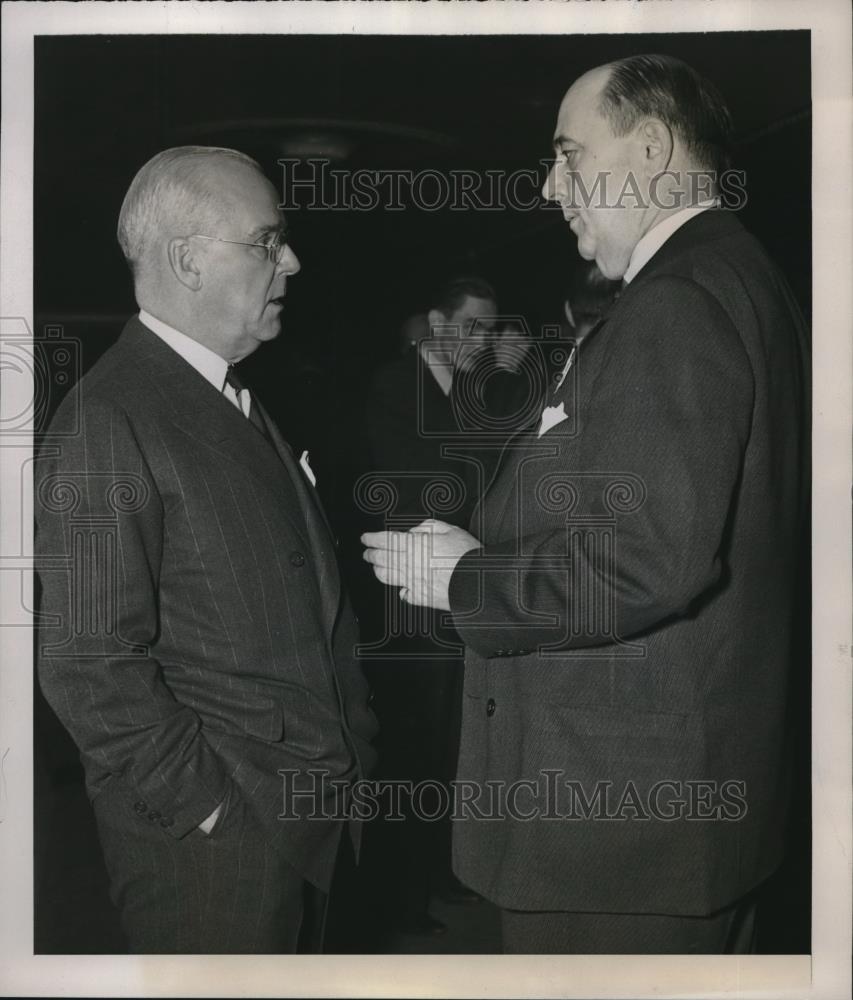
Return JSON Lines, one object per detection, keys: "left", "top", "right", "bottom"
{"left": 447, "top": 210, "right": 810, "bottom": 915}
{"left": 36, "top": 317, "right": 377, "bottom": 890}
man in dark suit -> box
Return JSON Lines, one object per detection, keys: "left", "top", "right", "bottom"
{"left": 36, "top": 146, "right": 377, "bottom": 953}
{"left": 363, "top": 55, "right": 809, "bottom": 953}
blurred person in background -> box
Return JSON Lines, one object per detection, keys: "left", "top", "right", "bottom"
{"left": 563, "top": 261, "right": 623, "bottom": 344}
{"left": 360, "top": 275, "right": 500, "bottom": 938}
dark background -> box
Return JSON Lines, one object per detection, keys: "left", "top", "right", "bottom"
{"left": 33, "top": 32, "right": 811, "bottom": 953}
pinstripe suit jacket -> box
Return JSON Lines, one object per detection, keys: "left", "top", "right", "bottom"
{"left": 36, "top": 317, "right": 377, "bottom": 890}
{"left": 448, "top": 210, "right": 809, "bottom": 915}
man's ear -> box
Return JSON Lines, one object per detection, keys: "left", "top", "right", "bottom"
{"left": 638, "top": 118, "right": 673, "bottom": 173}
{"left": 167, "top": 237, "right": 203, "bottom": 291}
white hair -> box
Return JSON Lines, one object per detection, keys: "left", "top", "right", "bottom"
{"left": 116, "top": 145, "right": 261, "bottom": 277}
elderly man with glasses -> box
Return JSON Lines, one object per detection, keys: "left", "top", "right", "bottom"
{"left": 36, "top": 146, "right": 377, "bottom": 953}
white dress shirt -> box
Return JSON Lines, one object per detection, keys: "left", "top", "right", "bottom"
{"left": 138, "top": 309, "right": 251, "bottom": 417}
{"left": 138, "top": 311, "right": 318, "bottom": 488}
{"left": 623, "top": 199, "right": 718, "bottom": 285}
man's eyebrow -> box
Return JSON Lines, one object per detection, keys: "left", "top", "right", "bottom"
{"left": 553, "top": 134, "right": 580, "bottom": 150}
{"left": 248, "top": 222, "right": 288, "bottom": 241}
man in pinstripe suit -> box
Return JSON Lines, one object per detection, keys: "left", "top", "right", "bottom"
{"left": 36, "top": 147, "right": 377, "bottom": 953}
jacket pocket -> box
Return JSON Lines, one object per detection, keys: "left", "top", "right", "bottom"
{"left": 551, "top": 705, "right": 696, "bottom": 766}
{"left": 202, "top": 699, "right": 285, "bottom": 744}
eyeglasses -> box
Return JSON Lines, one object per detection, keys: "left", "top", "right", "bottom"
{"left": 189, "top": 233, "right": 291, "bottom": 265}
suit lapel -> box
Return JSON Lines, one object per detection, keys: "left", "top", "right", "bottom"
{"left": 469, "top": 311, "right": 617, "bottom": 540}
{"left": 119, "top": 319, "right": 313, "bottom": 552}
{"left": 255, "top": 398, "right": 341, "bottom": 630}
{"left": 258, "top": 401, "right": 337, "bottom": 541}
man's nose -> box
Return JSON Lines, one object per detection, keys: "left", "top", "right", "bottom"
{"left": 542, "top": 160, "right": 566, "bottom": 203}
{"left": 277, "top": 244, "right": 301, "bottom": 276}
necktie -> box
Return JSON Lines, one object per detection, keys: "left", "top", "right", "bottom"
{"left": 225, "top": 365, "right": 270, "bottom": 442}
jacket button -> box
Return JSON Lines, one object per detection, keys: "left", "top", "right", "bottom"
{"left": 148, "top": 810, "right": 161, "bottom": 822}
{"left": 133, "top": 800, "right": 147, "bottom": 814}
{"left": 290, "top": 551, "right": 305, "bottom": 567}
{"left": 160, "top": 816, "right": 174, "bottom": 828}
{"left": 486, "top": 698, "right": 496, "bottom": 717}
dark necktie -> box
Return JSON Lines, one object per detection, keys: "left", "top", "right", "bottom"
{"left": 225, "top": 365, "right": 270, "bottom": 442}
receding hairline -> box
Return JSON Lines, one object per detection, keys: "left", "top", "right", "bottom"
{"left": 178, "top": 152, "right": 273, "bottom": 211}
{"left": 551, "top": 64, "right": 616, "bottom": 146}
{"left": 191, "top": 149, "right": 267, "bottom": 186}
{"left": 196, "top": 156, "right": 281, "bottom": 231}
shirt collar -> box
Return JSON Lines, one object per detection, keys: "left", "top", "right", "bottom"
{"left": 623, "top": 199, "right": 719, "bottom": 285}
{"left": 138, "top": 309, "right": 230, "bottom": 392}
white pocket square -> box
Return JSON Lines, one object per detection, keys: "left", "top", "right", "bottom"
{"left": 538, "top": 402, "right": 568, "bottom": 437}
{"left": 299, "top": 449, "right": 317, "bottom": 486}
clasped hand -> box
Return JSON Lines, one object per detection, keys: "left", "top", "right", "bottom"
{"left": 361, "top": 519, "right": 480, "bottom": 611}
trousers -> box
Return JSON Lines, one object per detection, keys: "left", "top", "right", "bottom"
{"left": 93, "top": 778, "right": 328, "bottom": 953}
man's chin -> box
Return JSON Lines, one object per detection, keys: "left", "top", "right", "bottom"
{"left": 575, "top": 231, "right": 596, "bottom": 261}
{"left": 258, "top": 316, "right": 283, "bottom": 341}
{"left": 576, "top": 243, "right": 624, "bottom": 280}
{"left": 595, "top": 256, "right": 628, "bottom": 281}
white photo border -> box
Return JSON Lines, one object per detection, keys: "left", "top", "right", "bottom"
{"left": 1, "top": 1, "right": 850, "bottom": 997}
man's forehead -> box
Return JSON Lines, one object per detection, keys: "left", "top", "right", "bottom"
{"left": 554, "top": 66, "right": 611, "bottom": 139}
{"left": 212, "top": 163, "right": 282, "bottom": 234}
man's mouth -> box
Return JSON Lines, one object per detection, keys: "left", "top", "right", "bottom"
{"left": 268, "top": 293, "right": 286, "bottom": 307}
